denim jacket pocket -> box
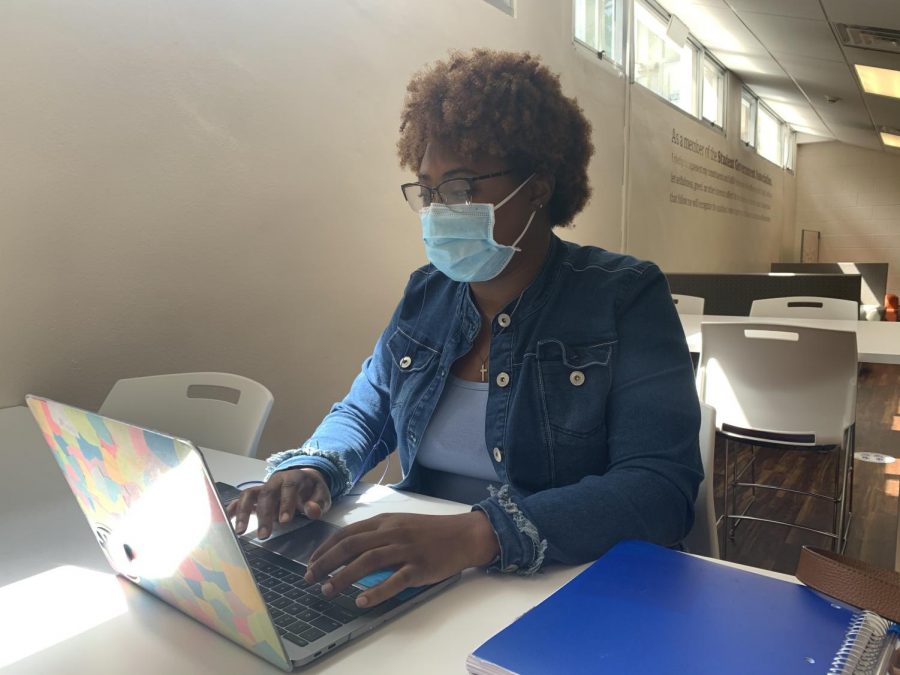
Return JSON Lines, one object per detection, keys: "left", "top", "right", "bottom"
{"left": 387, "top": 328, "right": 440, "bottom": 410}
{"left": 536, "top": 339, "right": 615, "bottom": 438}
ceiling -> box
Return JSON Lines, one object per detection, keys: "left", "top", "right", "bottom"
{"left": 657, "top": 0, "right": 900, "bottom": 150}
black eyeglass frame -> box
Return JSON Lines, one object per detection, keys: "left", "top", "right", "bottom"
{"left": 400, "top": 169, "right": 516, "bottom": 211}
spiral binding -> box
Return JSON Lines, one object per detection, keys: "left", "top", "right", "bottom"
{"left": 828, "top": 610, "right": 893, "bottom": 675}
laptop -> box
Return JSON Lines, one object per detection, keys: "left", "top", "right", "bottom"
{"left": 26, "top": 395, "right": 460, "bottom": 671}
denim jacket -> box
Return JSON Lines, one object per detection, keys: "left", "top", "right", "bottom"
{"left": 268, "top": 235, "right": 703, "bottom": 574}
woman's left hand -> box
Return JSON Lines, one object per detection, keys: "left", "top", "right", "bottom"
{"left": 305, "top": 511, "right": 499, "bottom": 608}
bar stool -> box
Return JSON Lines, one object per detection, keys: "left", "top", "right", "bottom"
{"left": 696, "top": 322, "right": 858, "bottom": 557}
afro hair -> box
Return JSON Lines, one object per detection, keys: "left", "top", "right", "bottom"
{"left": 398, "top": 49, "right": 594, "bottom": 227}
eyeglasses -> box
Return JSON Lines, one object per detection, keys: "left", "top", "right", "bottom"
{"left": 400, "top": 169, "right": 514, "bottom": 212}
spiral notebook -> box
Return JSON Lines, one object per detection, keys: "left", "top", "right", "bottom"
{"left": 467, "top": 541, "right": 898, "bottom": 675}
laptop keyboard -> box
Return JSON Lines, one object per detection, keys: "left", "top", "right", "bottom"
{"left": 240, "top": 539, "right": 372, "bottom": 648}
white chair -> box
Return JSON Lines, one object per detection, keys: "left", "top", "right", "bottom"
{"left": 671, "top": 294, "right": 705, "bottom": 315}
{"left": 99, "top": 372, "right": 273, "bottom": 457}
{"left": 750, "top": 296, "right": 858, "bottom": 320}
{"left": 683, "top": 402, "right": 720, "bottom": 559}
{"left": 696, "top": 323, "right": 857, "bottom": 557}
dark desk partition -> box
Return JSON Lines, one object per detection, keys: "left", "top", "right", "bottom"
{"left": 770, "top": 262, "right": 888, "bottom": 307}
{"left": 665, "top": 273, "right": 861, "bottom": 316}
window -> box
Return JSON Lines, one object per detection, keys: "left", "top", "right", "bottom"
{"left": 740, "top": 89, "right": 756, "bottom": 146}
{"left": 634, "top": 1, "right": 697, "bottom": 115}
{"left": 483, "top": 0, "right": 515, "bottom": 16}
{"left": 574, "top": 0, "right": 623, "bottom": 64}
{"left": 756, "top": 104, "right": 782, "bottom": 165}
{"left": 784, "top": 129, "right": 796, "bottom": 171}
{"left": 741, "top": 88, "right": 790, "bottom": 166}
{"left": 701, "top": 56, "right": 725, "bottom": 128}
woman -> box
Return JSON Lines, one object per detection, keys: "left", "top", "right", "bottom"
{"left": 230, "top": 49, "right": 702, "bottom": 609}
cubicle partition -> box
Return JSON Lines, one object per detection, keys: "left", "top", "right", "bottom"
{"left": 665, "top": 273, "right": 861, "bottom": 316}
{"left": 770, "top": 262, "right": 889, "bottom": 309}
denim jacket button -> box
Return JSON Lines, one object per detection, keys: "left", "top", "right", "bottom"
{"left": 492, "top": 447, "right": 503, "bottom": 462}
{"left": 497, "top": 313, "right": 511, "bottom": 328}
{"left": 570, "top": 370, "right": 586, "bottom": 386}
{"left": 496, "top": 372, "right": 510, "bottom": 387}
{"left": 399, "top": 356, "right": 412, "bottom": 369}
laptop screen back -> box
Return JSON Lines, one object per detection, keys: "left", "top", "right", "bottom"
{"left": 26, "top": 396, "right": 291, "bottom": 671}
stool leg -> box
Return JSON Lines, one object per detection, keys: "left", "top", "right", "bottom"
{"left": 749, "top": 445, "right": 757, "bottom": 496}
{"left": 847, "top": 425, "right": 855, "bottom": 516}
{"left": 729, "top": 438, "right": 739, "bottom": 541}
{"left": 722, "top": 436, "right": 730, "bottom": 561}
{"left": 832, "top": 438, "right": 843, "bottom": 553}
{"left": 838, "top": 426, "right": 855, "bottom": 552}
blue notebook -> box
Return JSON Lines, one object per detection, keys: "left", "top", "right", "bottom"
{"left": 467, "top": 541, "right": 896, "bottom": 675}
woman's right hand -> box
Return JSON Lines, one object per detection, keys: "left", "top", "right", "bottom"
{"left": 227, "top": 468, "right": 332, "bottom": 539}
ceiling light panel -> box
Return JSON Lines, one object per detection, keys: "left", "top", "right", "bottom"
{"left": 855, "top": 64, "right": 900, "bottom": 99}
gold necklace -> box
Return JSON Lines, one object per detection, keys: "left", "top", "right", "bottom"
{"left": 475, "top": 289, "right": 526, "bottom": 382}
{"left": 478, "top": 345, "right": 490, "bottom": 382}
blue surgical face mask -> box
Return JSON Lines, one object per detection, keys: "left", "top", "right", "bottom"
{"left": 420, "top": 174, "right": 536, "bottom": 283}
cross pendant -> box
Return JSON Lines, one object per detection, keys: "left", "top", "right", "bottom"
{"left": 480, "top": 361, "right": 487, "bottom": 382}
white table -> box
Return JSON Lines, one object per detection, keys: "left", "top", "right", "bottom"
{"left": 680, "top": 314, "right": 900, "bottom": 365}
{"left": 0, "top": 405, "right": 795, "bottom": 674}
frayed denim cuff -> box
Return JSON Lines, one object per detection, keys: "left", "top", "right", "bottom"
{"left": 265, "top": 447, "right": 353, "bottom": 499}
{"left": 473, "top": 485, "right": 547, "bottom": 575}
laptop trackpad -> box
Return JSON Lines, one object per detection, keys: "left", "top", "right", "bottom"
{"left": 254, "top": 519, "right": 341, "bottom": 565}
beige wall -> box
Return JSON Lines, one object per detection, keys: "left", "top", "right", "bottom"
{"left": 0, "top": 0, "right": 627, "bottom": 459}
{"left": 795, "top": 141, "right": 900, "bottom": 296}
{"left": 625, "top": 73, "right": 794, "bottom": 272}
{"left": 0, "top": 0, "right": 796, "bottom": 461}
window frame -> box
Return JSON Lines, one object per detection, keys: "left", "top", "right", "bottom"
{"left": 483, "top": 0, "right": 515, "bottom": 17}
{"left": 783, "top": 128, "right": 797, "bottom": 172}
{"left": 571, "top": 0, "right": 798, "bottom": 166}
{"left": 740, "top": 88, "right": 758, "bottom": 148}
{"left": 699, "top": 52, "right": 726, "bottom": 131}
{"left": 573, "top": 0, "right": 626, "bottom": 66}
{"left": 755, "top": 100, "right": 784, "bottom": 167}
{"left": 632, "top": 0, "right": 701, "bottom": 118}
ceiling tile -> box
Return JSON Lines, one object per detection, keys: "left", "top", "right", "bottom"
{"left": 808, "top": 97, "right": 871, "bottom": 126}
{"left": 662, "top": 3, "right": 768, "bottom": 56}
{"left": 772, "top": 53, "right": 862, "bottom": 100}
{"left": 820, "top": 0, "right": 900, "bottom": 29}
{"left": 866, "top": 95, "right": 900, "bottom": 132}
{"left": 826, "top": 123, "right": 882, "bottom": 149}
{"left": 736, "top": 12, "right": 845, "bottom": 61}
{"left": 715, "top": 52, "right": 785, "bottom": 78}
{"left": 726, "top": 0, "right": 825, "bottom": 21}
{"left": 841, "top": 46, "right": 900, "bottom": 73}
{"left": 743, "top": 83, "right": 806, "bottom": 103}
{"left": 796, "top": 132, "right": 833, "bottom": 142}
{"left": 755, "top": 98, "right": 821, "bottom": 125}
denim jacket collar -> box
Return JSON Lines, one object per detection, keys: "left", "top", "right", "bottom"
{"left": 457, "top": 233, "right": 564, "bottom": 334}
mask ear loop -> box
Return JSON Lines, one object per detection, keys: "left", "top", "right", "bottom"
{"left": 494, "top": 173, "right": 536, "bottom": 210}
{"left": 509, "top": 210, "right": 536, "bottom": 252}
{"left": 494, "top": 173, "right": 538, "bottom": 252}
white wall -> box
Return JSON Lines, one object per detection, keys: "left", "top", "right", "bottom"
{"left": 795, "top": 141, "right": 900, "bottom": 296}
{"left": 0, "top": 0, "right": 796, "bottom": 458}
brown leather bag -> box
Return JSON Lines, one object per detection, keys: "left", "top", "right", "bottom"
{"left": 797, "top": 547, "right": 900, "bottom": 673}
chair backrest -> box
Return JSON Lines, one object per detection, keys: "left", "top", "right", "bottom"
{"left": 683, "top": 402, "right": 720, "bottom": 559}
{"left": 696, "top": 323, "right": 857, "bottom": 447}
{"left": 749, "top": 296, "right": 858, "bottom": 321}
{"left": 671, "top": 294, "right": 705, "bottom": 315}
{"left": 99, "top": 372, "right": 274, "bottom": 457}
